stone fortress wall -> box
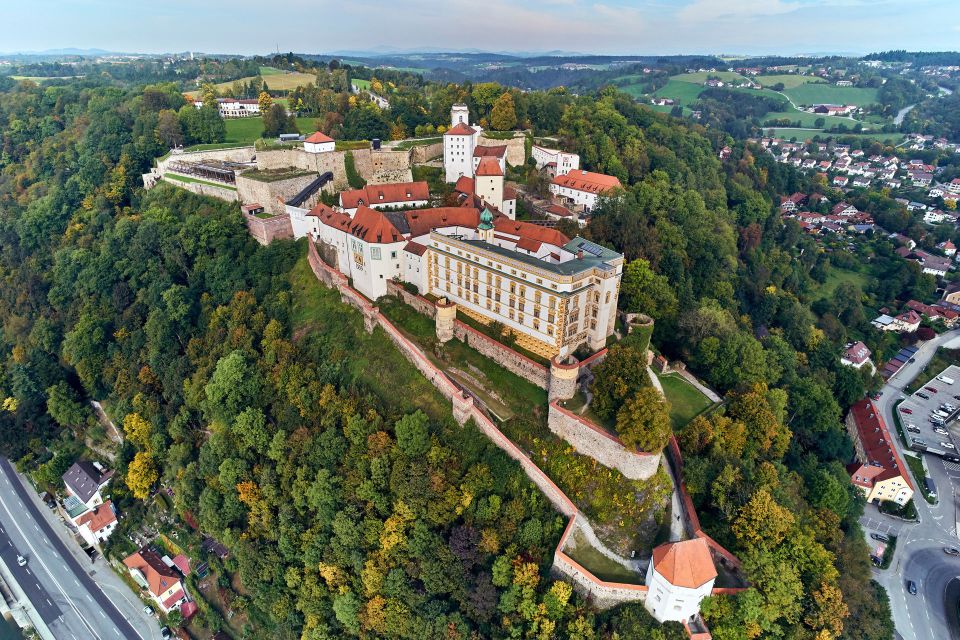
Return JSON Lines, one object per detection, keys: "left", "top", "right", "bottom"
{"left": 305, "top": 239, "right": 745, "bottom": 612}
{"left": 235, "top": 173, "right": 320, "bottom": 216}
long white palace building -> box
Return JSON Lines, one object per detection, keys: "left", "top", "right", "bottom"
{"left": 298, "top": 200, "right": 622, "bottom": 358}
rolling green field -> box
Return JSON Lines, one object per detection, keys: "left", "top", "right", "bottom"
{"left": 652, "top": 79, "right": 706, "bottom": 106}
{"left": 656, "top": 372, "right": 713, "bottom": 429}
{"left": 756, "top": 74, "right": 825, "bottom": 89}
{"left": 783, "top": 84, "right": 879, "bottom": 107}
{"left": 672, "top": 71, "right": 746, "bottom": 84}
{"left": 351, "top": 78, "right": 371, "bottom": 90}
{"left": 258, "top": 66, "right": 284, "bottom": 75}
{"left": 818, "top": 266, "right": 871, "bottom": 301}
{"left": 224, "top": 116, "right": 325, "bottom": 144}
{"left": 761, "top": 109, "right": 858, "bottom": 129}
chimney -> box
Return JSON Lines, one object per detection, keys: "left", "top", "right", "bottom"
{"left": 577, "top": 249, "right": 584, "bottom": 260}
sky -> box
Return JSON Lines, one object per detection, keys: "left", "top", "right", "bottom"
{"left": 6, "top": 0, "right": 960, "bottom": 57}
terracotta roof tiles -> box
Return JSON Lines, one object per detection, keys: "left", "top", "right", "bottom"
{"left": 651, "top": 539, "right": 717, "bottom": 589}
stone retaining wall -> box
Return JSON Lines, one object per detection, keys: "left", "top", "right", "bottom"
{"left": 161, "top": 177, "right": 238, "bottom": 202}
{"left": 548, "top": 402, "right": 660, "bottom": 480}
{"left": 156, "top": 146, "right": 256, "bottom": 173}
{"left": 304, "top": 239, "right": 739, "bottom": 616}
{"left": 553, "top": 516, "right": 649, "bottom": 609}
{"left": 385, "top": 280, "right": 437, "bottom": 318}
{"left": 410, "top": 142, "right": 444, "bottom": 164}
{"left": 244, "top": 213, "right": 294, "bottom": 245}
{"left": 236, "top": 173, "right": 319, "bottom": 216}
{"left": 478, "top": 134, "right": 526, "bottom": 167}
{"left": 453, "top": 320, "right": 550, "bottom": 389}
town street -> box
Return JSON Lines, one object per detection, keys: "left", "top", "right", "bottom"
{"left": 0, "top": 458, "right": 150, "bottom": 640}
{"left": 867, "top": 329, "right": 960, "bottom": 640}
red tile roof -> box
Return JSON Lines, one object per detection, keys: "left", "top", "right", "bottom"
{"left": 180, "top": 601, "right": 198, "bottom": 619}
{"left": 516, "top": 237, "right": 542, "bottom": 253}
{"left": 545, "top": 204, "right": 574, "bottom": 217}
{"left": 848, "top": 399, "right": 912, "bottom": 489}
{"left": 75, "top": 501, "right": 116, "bottom": 532}
{"left": 445, "top": 123, "right": 476, "bottom": 136}
{"left": 843, "top": 341, "right": 871, "bottom": 365}
{"left": 161, "top": 589, "right": 185, "bottom": 610}
{"left": 123, "top": 548, "right": 181, "bottom": 597}
{"left": 454, "top": 176, "right": 475, "bottom": 195}
{"left": 503, "top": 186, "right": 517, "bottom": 200}
{"left": 473, "top": 145, "right": 506, "bottom": 158}
{"left": 340, "top": 181, "right": 429, "bottom": 210}
{"left": 171, "top": 554, "right": 190, "bottom": 576}
{"left": 493, "top": 218, "right": 569, "bottom": 247}
{"left": 304, "top": 131, "right": 334, "bottom": 144}
{"left": 347, "top": 206, "right": 404, "bottom": 244}
{"left": 475, "top": 157, "right": 503, "bottom": 177}
{"left": 652, "top": 539, "right": 717, "bottom": 589}
{"left": 403, "top": 241, "right": 428, "bottom": 256}
{"left": 552, "top": 170, "right": 622, "bottom": 194}
{"left": 405, "top": 207, "right": 480, "bottom": 237}
{"left": 305, "top": 203, "right": 339, "bottom": 218}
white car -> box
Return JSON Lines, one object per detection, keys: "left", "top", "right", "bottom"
{"left": 941, "top": 442, "right": 957, "bottom": 450}
{"left": 16, "top": 554, "right": 26, "bottom": 567}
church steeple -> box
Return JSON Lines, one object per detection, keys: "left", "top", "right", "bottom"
{"left": 478, "top": 207, "right": 495, "bottom": 242}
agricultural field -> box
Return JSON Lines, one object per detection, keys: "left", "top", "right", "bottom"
{"left": 764, "top": 128, "right": 903, "bottom": 144}
{"left": 185, "top": 70, "right": 318, "bottom": 98}
{"left": 755, "top": 74, "right": 826, "bottom": 89}
{"left": 783, "top": 83, "right": 880, "bottom": 107}
{"left": 652, "top": 79, "right": 706, "bottom": 106}
{"left": 760, "top": 109, "right": 859, "bottom": 129}
{"left": 671, "top": 71, "right": 747, "bottom": 84}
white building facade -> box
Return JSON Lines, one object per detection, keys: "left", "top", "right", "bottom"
{"left": 532, "top": 145, "right": 580, "bottom": 176}
{"left": 644, "top": 539, "right": 717, "bottom": 625}
{"left": 444, "top": 104, "right": 483, "bottom": 183}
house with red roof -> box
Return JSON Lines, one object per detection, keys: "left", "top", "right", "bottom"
{"left": 644, "top": 539, "right": 717, "bottom": 624}
{"left": 339, "top": 181, "right": 429, "bottom": 215}
{"left": 550, "top": 170, "right": 623, "bottom": 212}
{"left": 303, "top": 131, "right": 335, "bottom": 154}
{"left": 74, "top": 501, "right": 118, "bottom": 547}
{"left": 845, "top": 400, "right": 914, "bottom": 506}
{"left": 123, "top": 548, "right": 187, "bottom": 613}
{"left": 472, "top": 145, "right": 507, "bottom": 176}
{"left": 840, "top": 341, "right": 873, "bottom": 371}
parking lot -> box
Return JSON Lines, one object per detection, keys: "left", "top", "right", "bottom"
{"left": 897, "top": 364, "right": 960, "bottom": 459}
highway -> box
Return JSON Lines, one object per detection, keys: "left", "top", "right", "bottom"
{"left": 0, "top": 458, "right": 145, "bottom": 640}
{"left": 868, "top": 329, "right": 960, "bottom": 640}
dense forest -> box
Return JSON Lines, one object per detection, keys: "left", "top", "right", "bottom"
{"left": 0, "top": 61, "right": 895, "bottom": 639}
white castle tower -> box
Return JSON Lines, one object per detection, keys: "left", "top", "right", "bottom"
{"left": 444, "top": 103, "right": 481, "bottom": 183}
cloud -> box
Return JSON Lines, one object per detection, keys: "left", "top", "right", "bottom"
{"left": 678, "top": 0, "right": 802, "bottom": 22}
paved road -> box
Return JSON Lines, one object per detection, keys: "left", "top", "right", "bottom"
{"left": 0, "top": 458, "right": 145, "bottom": 640}
{"left": 867, "top": 329, "right": 960, "bottom": 640}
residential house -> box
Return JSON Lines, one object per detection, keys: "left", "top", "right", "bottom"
{"left": 833, "top": 176, "right": 849, "bottom": 187}
{"left": 124, "top": 548, "right": 187, "bottom": 613}
{"left": 852, "top": 177, "right": 871, "bottom": 188}
{"left": 62, "top": 461, "right": 113, "bottom": 514}
{"left": 531, "top": 145, "right": 580, "bottom": 177}
{"left": 925, "top": 209, "right": 951, "bottom": 224}
{"left": 840, "top": 341, "right": 873, "bottom": 371}
{"left": 74, "top": 501, "right": 118, "bottom": 547}
{"left": 871, "top": 314, "right": 896, "bottom": 331}
{"left": 832, "top": 202, "right": 858, "bottom": 216}
{"left": 893, "top": 310, "right": 922, "bottom": 332}
{"left": 846, "top": 399, "right": 914, "bottom": 506}
{"left": 943, "top": 282, "right": 960, "bottom": 305}
{"left": 911, "top": 172, "right": 933, "bottom": 187}
{"left": 939, "top": 240, "right": 957, "bottom": 256}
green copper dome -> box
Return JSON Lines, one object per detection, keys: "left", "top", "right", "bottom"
{"left": 478, "top": 207, "right": 494, "bottom": 230}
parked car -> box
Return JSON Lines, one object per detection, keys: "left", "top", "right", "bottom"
{"left": 908, "top": 425, "right": 922, "bottom": 433}
{"left": 907, "top": 579, "right": 918, "bottom": 595}
{"left": 935, "top": 427, "right": 948, "bottom": 435}
{"left": 903, "top": 408, "right": 914, "bottom": 414}
{"left": 944, "top": 547, "right": 960, "bottom": 556}
{"left": 160, "top": 627, "right": 172, "bottom": 639}
{"left": 941, "top": 442, "right": 956, "bottom": 450}
{"left": 912, "top": 438, "right": 927, "bottom": 447}
{"left": 918, "top": 393, "right": 930, "bottom": 400}
{"left": 953, "top": 394, "right": 960, "bottom": 401}
{"left": 926, "top": 386, "right": 939, "bottom": 394}
{"left": 142, "top": 605, "right": 152, "bottom": 615}
{"left": 871, "top": 533, "right": 890, "bottom": 542}
{"left": 16, "top": 555, "right": 26, "bottom": 567}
